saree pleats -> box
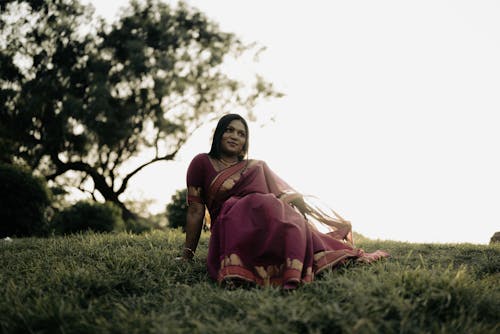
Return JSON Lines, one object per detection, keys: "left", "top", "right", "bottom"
{"left": 208, "top": 193, "right": 313, "bottom": 286}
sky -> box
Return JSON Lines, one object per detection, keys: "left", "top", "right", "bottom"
{"left": 83, "top": 0, "right": 500, "bottom": 244}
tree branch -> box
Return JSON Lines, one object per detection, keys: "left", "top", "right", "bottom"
{"left": 116, "top": 139, "right": 186, "bottom": 196}
{"left": 77, "top": 175, "right": 97, "bottom": 201}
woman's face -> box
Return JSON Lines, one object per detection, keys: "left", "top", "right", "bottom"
{"left": 220, "top": 120, "right": 246, "bottom": 158}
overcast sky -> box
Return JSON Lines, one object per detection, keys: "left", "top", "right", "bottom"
{"left": 84, "top": 0, "right": 500, "bottom": 244}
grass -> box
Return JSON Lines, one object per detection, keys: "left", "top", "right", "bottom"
{"left": 0, "top": 230, "right": 498, "bottom": 334}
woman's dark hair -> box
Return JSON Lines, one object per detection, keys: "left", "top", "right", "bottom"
{"left": 208, "top": 114, "right": 249, "bottom": 160}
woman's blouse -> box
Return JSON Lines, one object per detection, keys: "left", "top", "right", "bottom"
{"left": 186, "top": 153, "right": 219, "bottom": 205}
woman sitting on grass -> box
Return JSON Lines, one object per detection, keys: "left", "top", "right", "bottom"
{"left": 182, "top": 113, "right": 388, "bottom": 289}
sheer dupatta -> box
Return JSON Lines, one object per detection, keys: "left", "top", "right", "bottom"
{"left": 262, "top": 162, "right": 354, "bottom": 246}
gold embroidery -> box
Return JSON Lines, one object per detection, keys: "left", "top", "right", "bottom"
{"left": 286, "top": 258, "right": 304, "bottom": 272}
{"left": 187, "top": 186, "right": 203, "bottom": 204}
{"left": 221, "top": 178, "right": 236, "bottom": 192}
{"left": 187, "top": 186, "right": 202, "bottom": 197}
{"left": 314, "top": 251, "right": 326, "bottom": 261}
{"left": 255, "top": 266, "right": 268, "bottom": 279}
{"left": 220, "top": 254, "right": 307, "bottom": 287}
{"left": 220, "top": 253, "right": 243, "bottom": 269}
{"left": 254, "top": 264, "right": 284, "bottom": 287}
{"left": 229, "top": 254, "right": 242, "bottom": 265}
{"left": 219, "top": 252, "right": 308, "bottom": 288}
{"left": 267, "top": 264, "right": 283, "bottom": 277}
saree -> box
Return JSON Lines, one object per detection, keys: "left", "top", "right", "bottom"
{"left": 187, "top": 154, "right": 388, "bottom": 288}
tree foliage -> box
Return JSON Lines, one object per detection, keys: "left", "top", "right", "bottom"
{"left": 0, "top": 0, "right": 281, "bottom": 219}
{"left": 51, "top": 200, "right": 125, "bottom": 235}
{"left": 166, "top": 188, "right": 188, "bottom": 230}
{"left": 0, "top": 163, "right": 52, "bottom": 237}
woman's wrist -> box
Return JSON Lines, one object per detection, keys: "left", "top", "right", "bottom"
{"left": 278, "top": 192, "right": 301, "bottom": 204}
{"left": 183, "top": 247, "right": 195, "bottom": 259}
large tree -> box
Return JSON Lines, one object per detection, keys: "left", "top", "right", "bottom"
{"left": 0, "top": 0, "right": 281, "bottom": 219}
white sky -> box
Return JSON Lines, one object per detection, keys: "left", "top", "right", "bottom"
{"left": 84, "top": 0, "right": 500, "bottom": 244}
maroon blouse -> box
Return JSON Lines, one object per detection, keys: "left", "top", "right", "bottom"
{"left": 186, "top": 153, "right": 220, "bottom": 205}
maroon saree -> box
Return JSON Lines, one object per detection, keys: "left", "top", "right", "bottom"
{"left": 187, "top": 154, "right": 388, "bottom": 288}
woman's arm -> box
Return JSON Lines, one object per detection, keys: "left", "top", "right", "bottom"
{"left": 182, "top": 202, "right": 205, "bottom": 260}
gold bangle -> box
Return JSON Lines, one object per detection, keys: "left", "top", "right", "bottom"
{"left": 184, "top": 247, "right": 195, "bottom": 257}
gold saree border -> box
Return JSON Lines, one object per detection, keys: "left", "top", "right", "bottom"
{"left": 218, "top": 253, "right": 314, "bottom": 287}
{"left": 206, "top": 160, "right": 248, "bottom": 209}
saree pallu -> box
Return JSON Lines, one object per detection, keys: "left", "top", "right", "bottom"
{"left": 205, "top": 160, "right": 388, "bottom": 287}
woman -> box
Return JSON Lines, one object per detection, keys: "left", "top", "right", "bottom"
{"left": 183, "top": 114, "right": 388, "bottom": 289}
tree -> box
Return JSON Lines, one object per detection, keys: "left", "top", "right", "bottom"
{"left": 0, "top": 0, "right": 281, "bottom": 220}
{"left": 51, "top": 201, "right": 125, "bottom": 235}
{"left": 166, "top": 188, "right": 188, "bottom": 230}
{"left": 0, "top": 163, "right": 52, "bottom": 237}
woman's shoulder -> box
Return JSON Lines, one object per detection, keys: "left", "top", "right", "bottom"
{"left": 190, "top": 153, "right": 209, "bottom": 162}
{"left": 188, "top": 153, "right": 210, "bottom": 169}
{"left": 246, "top": 158, "right": 266, "bottom": 168}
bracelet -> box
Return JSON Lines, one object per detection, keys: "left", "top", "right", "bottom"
{"left": 184, "top": 247, "right": 195, "bottom": 257}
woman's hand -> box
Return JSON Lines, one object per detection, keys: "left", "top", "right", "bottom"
{"left": 290, "top": 196, "right": 307, "bottom": 213}
{"left": 182, "top": 247, "right": 195, "bottom": 260}
{"left": 278, "top": 192, "right": 300, "bottom": 204}
{"left": 175, "top": 247, "right": 195, "bottom": 261}
{"left": 180, "top": 202, "right": 205, "bottom": 262}
{"left": 279, "top": 192, "right": 307, "bottom": 213}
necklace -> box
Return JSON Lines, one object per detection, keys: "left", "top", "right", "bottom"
{"left": 218, "top": 157, "right": 238, "bottom": 167}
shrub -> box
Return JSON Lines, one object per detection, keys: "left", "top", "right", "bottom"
{"left": 124, "top": 217, "right": 153, "bottom": 234}
{"left": 166, "top": 188, "right": 188, "bottom": 230}
{"left": 52, "top": 201, "right": 125, "bottom": 235}
{"left": 0, "top": 163, "right": 52, "bottom": 237}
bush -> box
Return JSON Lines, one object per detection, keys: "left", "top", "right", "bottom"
{"left": 0, "top": 163, "right": 52, "bottom": 237}
{"left": 52, "top": 201, "right": 125, "bottom": 235}
{"left": 124, "top": 217, "right": 153, "bottom": 234}
{"left": 166, "top": 189, "right": 188, "bottom": 230}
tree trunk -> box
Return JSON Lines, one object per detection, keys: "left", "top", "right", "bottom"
{"left": 51, "top": 159, "right": 138, "bottom": 222}
{"left": 89, "top": 174, "right": 137, "bottom": 222}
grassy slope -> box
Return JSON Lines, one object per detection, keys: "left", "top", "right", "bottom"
{"left": 0, "top": 231, "right": 498, "bottom": 334}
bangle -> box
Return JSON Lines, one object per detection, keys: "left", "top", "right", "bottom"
{"left": 184, "top": 247, "right": 195, "bottom": 257}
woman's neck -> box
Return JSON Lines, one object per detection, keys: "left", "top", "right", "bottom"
{"left": 219, "top": 154, "right": 238, "bottom": 163}
{"left": 216, "top": 154, "right": 239, "bottom": 168}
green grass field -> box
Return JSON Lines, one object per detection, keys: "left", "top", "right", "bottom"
{"left": 1, "top": 230, "right": 498, "bottom": 334}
